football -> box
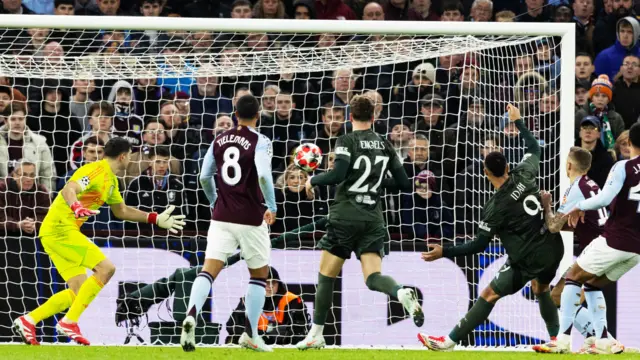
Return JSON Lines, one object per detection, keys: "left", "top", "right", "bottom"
{"left": 293, "top": 143, "right": 323, "bottom": 172}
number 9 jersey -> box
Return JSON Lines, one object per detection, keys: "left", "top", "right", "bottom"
{"left": 330, "top": 129, "right": 402, "bottom": 223}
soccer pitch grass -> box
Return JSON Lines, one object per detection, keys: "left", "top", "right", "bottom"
{"left": 3, "top": 346, "right": 640, "bottom": 360}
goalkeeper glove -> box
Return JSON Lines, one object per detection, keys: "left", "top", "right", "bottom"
{"left": 147, "top": 205, "right": 186, "bottom": 234}
{"left": 70, "top": 201, "right": 100, "bottom": 218}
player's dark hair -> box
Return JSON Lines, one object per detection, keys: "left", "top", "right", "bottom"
{"left": 629, "top": 122, "right": 640, "bottom": 149}
{"left": 89, "top": 101, "right": 115, "bottom": 117}
{"left": 484, "top": 151, "right": 507, "bottom": 177}
{"left": 350, "top": 95, "right": 375, "bottom": 122}
{"left": 104, "top": 137, "right": 132, "bottom": 158}
{"left": 569, "top": 146, "right": 592, "bottom": 173}
{"left": 149, "top": 145, "right": 171, "bottom": 159}
{"left": 235, "top": 94, "right": 260, "bottom": 121}
{"left": 83, "top": 136, "right": 106, "bottom": 149}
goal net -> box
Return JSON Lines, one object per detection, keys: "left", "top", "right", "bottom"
{"left": 0, "top": 16, "right": 577, "bottom": 348}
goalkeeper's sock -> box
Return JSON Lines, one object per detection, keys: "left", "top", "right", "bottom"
{"left": 583, "top": 284, "right": 608, "bottom": 339}
{"left": 186, "top": 271, "right": 214, "bottom": 318}
{"left": 29, "top": 289, "right": 76, "bottom": 324}
{"left": 245, "top": 278, "right": 266, "bottom": 339}
{"left": 573, "top": 305, "right": 595, "bottom": 338}
{"left": 313, "top": 273, "right": 335, "bottom": 327}
{"left": 448, "top": 297, "right": 494, "bottom": 343}
{"left": 64, "top": 276, "right": 104, "bottom": 323}
{"left": 537, "top": 291, "right": 560, "bottom": 337}
{"left": 365, "top": 272, "right": 403, "bottom": 299}
{"left": 559, "top": 280, "right": 582, "bottom": 335}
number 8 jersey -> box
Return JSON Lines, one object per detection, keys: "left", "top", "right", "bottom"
{"left": 330, "top": 129, "right": 402, "bottom": 223}
{"left": 209, "top": 126, "right": 273, "bottom": 226}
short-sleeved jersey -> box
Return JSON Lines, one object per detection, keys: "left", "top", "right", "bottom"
{"left": 557, "top": 175, "right": 606, "bottom": 251}
{"left": 603, "top": 156, "right": 640, "bottom": 253}
{"left": 478, "top": 153, "right": 562, "bottom": 268}
{"left": 330, "top": 129, "right": 401, "bottom": 222}
{"left": 211, "top": 126, "right": 270, "bottom": 226}
{"left": 40, "top": 159, "right": 123, "bottom": 235}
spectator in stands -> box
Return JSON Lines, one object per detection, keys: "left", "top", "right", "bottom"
{"left": 391, "top": 63, "right": 436, "bottom": 122}
{"left": 311, "top": 103, "right": 346, "bottom": 155}
{"left": 552, "top": 3, "right": 573, "bottom": 22}
{"left": 293, "top": 0, "right": 315, "bottom": 20}
{"left": 230, "top": 87, "right": 253, "bottom": 123}
{"left": 213, "top": 114, "right": 233, "bottom": 138}
{"left": 576, "top": 53, "right": 596, "bottom": 83}
{"left": 245, "top": 32, "right": 271, "bottom": 52}
{"left": 108, "top": 80, "right": 144, "bottom": 147}
{"left": 182, "top": 0, "right": 230, "bottom": 17}
{"left": 574, "top": 0, "right": 595, "bottom": 55}
{"left": 272, "top": 164, "right": 317, "bottom": 234}
{"left": 0, "top": 0, "right": 35, "bottom": 14}
{"left": 226, "top": 267, "right": 310, "bottom": 346}
{"left": 261, "top": 84, "right": 279, "bottom": 121}
{"left": 253, "top": 0, "right": 286, "bottom": 18}
{"left": 440, "top": 0, "right": 464, "bottom": 21}
{"left": 190, "top": 70, "right": 233, "bottom": 132}
{"left": 96, "top": 0, "right": 127, "bottom": 15}
{"left": 27, "top": 83, "right": 79, "bottom": 179}
{"left": 575, "top": 75, "right": 624, "bottom": 155}
{"left": 388, "top": 121, "right": 412, "bottom": 160}
{"left": 231, "top": 0, "right": 252, "bottom": 18}
{"left": 173, "top": 91, "right": 191, "bottom": 122}
{"left": 57, "top": 136, "right": 104, "bottom": 191}
{"left": 69, "top": 78, "right": 96, "bottom": 133}
{"left": 263, "top": 91, "right": 303, "bottom": 173}
{"left": 125, "top": 146, "right": 184, "bottom": 232}
{"left": 127, "top": 119, "right": 181, "bottom": 184}
{"left": 443, "top": 98, "right": 487, "bottom": 179}
{"left": 534, "top": 39, "right": 561, "bottom": 82}
{"left": 383, "top": 0, "right": 409, "bottom": 20}
{"left": 513, "top": 70, "right": 546, "bottom": 119}
{"left": 362, "top": 2, "right": 384, "bottom": 20}
{"left": 0, "top": 86, "right": 13, "bottom": 126}
{"left": 188, "top": 31, "right": 215, "bottom": 54}
{"left": 413, "top": 94, "right": 446, "bottom": 163}
{"left": 403, "top": 134, "right": 435, "bottom": 178}
{"left": 323, "top": 68, "right": 357, "bottom": 118}
{"left": 448, "top": 63, "right": 482, "bottom": 123}
{"left": 75, "top": 0, "right": 100, "bottom": 15}
{"left": 595, "top": 16, "right": 640, "bottom": 81}
{"left": 314, "top": 0, "right": 356, "bottom": 20}
{"left": 0, "top": 102, "right": 55, "bottom": 192}
{"left": 0, "top": 160, "right": 49, "bottom": 237}
{"left": 614, "top": 129, "right": 631, "bottom": 160}
{"left": 139, "top": 0, "right": 161, "bottom": 16}
{"left": 363, "top": 90, "right": 389, "bottom": 135}
{"left": 97, "top": 29, "right": 129, "bottom": 58}
{"left": 469, "top": 0, "right": 493, "bottom": 21}
{"left": 593, "top": 0, "right": 635, "bottom": 55}
{"left": 408, "top": 0, "right": 438, "bottom": 20}
{"left": 494, "top": 10, "right": 515, "bottom": 22}
{"left": 69, "top": 101, "right": 115, "bottom": 169}
{"left": 612, "top": 54, "right": 640, "bottom": 129}
{"left": 158, "top": 41, "right": 196, "bottom": 95}
{"left": 159, "top": 100, "right": 201, "bottom": 160}
{"left": 435, "top": 54, "right": 463, "bottom": 97}
{"left": 401, "top": 169, "right": 453, "bottom": 239}
{"left": 133, "top": 77, "right": 169, "bottom": 121}
{"left": 577, "top": 116, "right": 615, "bottom": 187}
{"left": 517, "top": 0, "right": 551, "bottom": 22}
{"left": 575, "top": 79, "right": 590, "bottom": 110}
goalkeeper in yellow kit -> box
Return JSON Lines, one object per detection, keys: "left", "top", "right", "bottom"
{"left": 12, "top": 138, "right": 186, "bottom": 346}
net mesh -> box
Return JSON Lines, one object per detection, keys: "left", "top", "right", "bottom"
{"left": 0, "top": 22, "right": 566, "bottom": 347}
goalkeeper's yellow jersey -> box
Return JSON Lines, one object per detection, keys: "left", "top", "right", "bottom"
{"left": 40, "top": 160, "right": 123, "bottom": 235}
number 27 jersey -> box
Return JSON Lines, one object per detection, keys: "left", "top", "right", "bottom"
{"left": 331, "top": 129, "right": 401, "bottom": 222}
{"left": 212, "top": 126, "right": 271, "bottom": 226}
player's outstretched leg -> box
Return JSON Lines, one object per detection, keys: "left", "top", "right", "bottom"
{"left": 238, "top": 266, "right": 272, "bottom": 353}
{"left": 13, "top": 288, "right": 77, "bottom": 346}
{"left": 419, "top": 285, "right": 499, "bottom": 351}
{"left": 180, "top": 259, "right": 224, "bottom": 352}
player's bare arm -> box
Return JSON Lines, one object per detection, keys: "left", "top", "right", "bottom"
{"left": 540, "top": 190, "right": 568, "bottom": 233}
{"left": 110, "top": 203, "right": 186, "bottom": 234}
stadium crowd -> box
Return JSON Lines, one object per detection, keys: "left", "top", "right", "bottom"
{"left": 0, "top": 0, "right": 638, "bottom": 243}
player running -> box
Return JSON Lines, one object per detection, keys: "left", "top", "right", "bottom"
{"left": 418, "top": 104, "right": 563, "bottom": 351}
{"left": 296, "top": 95, "right": 423, "bottom": 351}
{"left": 13, "top": 138, "right": 185, "bottom": 346}
{"left": 553, "top": 122, "right": 640, "bottom": 354}
{"left": 533, "top": 146, "right": 617, "bottom": 353}
{"left": 179, "top": 94, "right": 277, "bottom": 352}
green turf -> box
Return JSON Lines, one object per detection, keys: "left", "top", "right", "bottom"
{"left": 2, "top": 346, "right": 640, "bottom": 360}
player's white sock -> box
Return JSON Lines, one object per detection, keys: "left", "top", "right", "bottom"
{"left": 573, "top": 305, "right": 595, "bottom": 338}
{"left": 583, "top": 284, "right": 608, "bottom": 339}
{"left": 559, "top": 280, "right": 582, "bottom": 335}
{"left": 246, "top": 278, "right": 267, "bottom": 340}
{"left": 309, "top": 324, "right": 324, "bottom": 336}
{"left": 185, "top": 271, "right": 214, "bottom": 317}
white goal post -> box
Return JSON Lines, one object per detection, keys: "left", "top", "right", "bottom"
{"left": 0, "top": 15, "right": 577, "bottom": 348}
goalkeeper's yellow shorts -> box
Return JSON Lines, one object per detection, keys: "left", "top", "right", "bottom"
{"left": 40, "top": 230, "right": 106, "bottom": 282}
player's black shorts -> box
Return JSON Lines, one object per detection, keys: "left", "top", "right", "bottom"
{"left": 490, "top": 246, "right": 564, "bottom": 297}
{"left": 317, "top": 217, "right": 386, "bottom": 260}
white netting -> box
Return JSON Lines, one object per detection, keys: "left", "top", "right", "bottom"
{"left": 0, "top": 18, "right": 573, "bottom": 348}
